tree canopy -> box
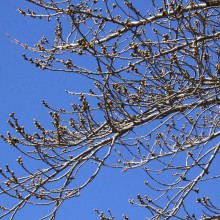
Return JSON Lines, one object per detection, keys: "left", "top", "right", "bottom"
{"left": 1, "top": 0, "right": 220, "bottom": 219}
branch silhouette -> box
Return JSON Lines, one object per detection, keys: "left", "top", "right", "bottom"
{"left": 1, "top": 0, "right": 220, "bottom": 219}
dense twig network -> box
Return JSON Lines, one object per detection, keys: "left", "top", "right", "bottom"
{"left": 1, "top": 0, "right": 220, "bottom": 219}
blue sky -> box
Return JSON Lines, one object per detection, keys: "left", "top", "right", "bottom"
{"left": 0, "top": 2, "right": 149, "bottom": 219}
{"left": 1, "top": 1, "right": 220, "bottom": 220}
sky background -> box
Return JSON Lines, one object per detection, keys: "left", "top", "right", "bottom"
{"left": 1, "top": 1, "right": 220, "bottom": 220}
{"left": 0, "top": 1, "right": 148, "bottom": 220}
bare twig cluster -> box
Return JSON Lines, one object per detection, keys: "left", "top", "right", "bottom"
{"left": 1, "top": 0, "right": 220, "bottom": 219}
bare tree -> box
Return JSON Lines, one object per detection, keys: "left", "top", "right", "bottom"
{"left": 1, "top": 0, "right": 220, "bottom": 219}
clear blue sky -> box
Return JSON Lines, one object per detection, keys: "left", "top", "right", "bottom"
{"left": 0, "top": 2, "right": 149, "bottom": 219}
{"left": 1, "top": 1, "right": 220, "bottom": 220}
